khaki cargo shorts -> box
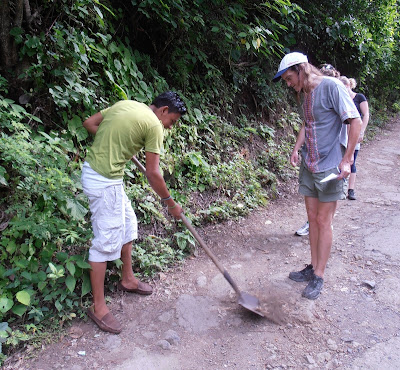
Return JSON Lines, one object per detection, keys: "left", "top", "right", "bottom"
{"left": 83, "top": 184, "right": 138, "bottom": 262}
{"left": 298, "top": 161, "right": 346, "bottom": 202}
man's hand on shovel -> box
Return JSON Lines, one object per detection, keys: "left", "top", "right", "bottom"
{"left": 165, "top": 201, "right": 183, "bottom": 219}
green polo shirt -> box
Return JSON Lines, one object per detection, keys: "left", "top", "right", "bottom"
{"left": 86, "top": 100, "right": 164, "bottom": 179}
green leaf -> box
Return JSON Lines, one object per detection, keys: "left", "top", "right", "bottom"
{"left": 193, "top": 108, "right": 203, "bottom": 122}
{"left": 66, "top": 261, "right": 76, "bottom": 276}
{"left": 12, "top": 304, "right": 27, "bottom": 316}
{"left": 114, "top": 59, "right": 122, "bottom": 70}
{"left": 21, "top": 271, "right": 32, "bottom": 281}
{"left": 66, "top": 198, "right": 88, "bottom": 221}
{"left": 81, "top": 272, "right": 91, "bottom": 297}
{"left": 55, "top": 300, "right": 63, "bottom": 312}
{"left": 65, "top": 275, "right": 76, "bottom": 293}
{"left": 0, "top": 297, "right": 13, "bottom": 313}
{"left": 75, "top": 259, "right": 91, "bottom": 270}
{"left": 0, "top": 166, "right": 8, "bottom": 186}
{"left": 104, "top": 70, "right": 115, "bottom": 83}
{"left": 16, "top": 290, "right": 31, "bottom": 306}
{"left": 6, "top": 239, "right": 16, "bottom": 254}
{"left": 37, "top": 271, "right": 47, "bottom": 281}
{"left": 56, "top": 252, "right": 69, "bottom": 262}
{"left": 113, "top": 83, "right": 129, "bottom": 100}
{"left": 49, "top": 263, "right": 57, "bottom": 274}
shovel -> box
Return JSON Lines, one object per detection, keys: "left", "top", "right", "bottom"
{"left": 131, "top": 156, "right": 264, "bottom": 317}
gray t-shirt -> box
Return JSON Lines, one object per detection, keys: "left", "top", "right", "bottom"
{"left": 301, "top": 77, "right": 360, "bottom": 173}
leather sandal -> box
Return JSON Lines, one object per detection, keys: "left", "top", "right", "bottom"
{"left": 87, "top": 306, "right": 122, "bottom": 334}
{"left": 117, "top": 281, "right": 153, "bottom": 295}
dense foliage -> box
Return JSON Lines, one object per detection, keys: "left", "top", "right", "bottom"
{"left": 0, "top": 0, "right": 399, "bottom": 361}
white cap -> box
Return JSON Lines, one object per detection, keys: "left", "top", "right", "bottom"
{"left": 272, "top": 52, "right": 308, "bottom": 82}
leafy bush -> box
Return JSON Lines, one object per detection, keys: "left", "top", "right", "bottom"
{"left": 0, "top": 96, "right": 92, "bottom": 335}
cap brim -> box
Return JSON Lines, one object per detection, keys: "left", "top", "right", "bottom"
{"left": 272, "top": 67, "right": 289, "bottom": 82}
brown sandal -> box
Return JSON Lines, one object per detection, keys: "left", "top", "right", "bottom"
{"left": 87, "top": 306, "right": 122, "bottom": 334}
{"left": 117, "top": 281, "right": 153, "bottom": 295}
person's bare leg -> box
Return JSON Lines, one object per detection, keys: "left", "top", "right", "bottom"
{"left": 305, "top": 196, "right": 319, "bottom": 267}
{"left": 349, "top": 172, "right": 356, "bottom": 190}
{"left": 313, "top": 200, "right": 337, "bottom": 278}
{"left": 120, "top": 241, "right": 139, "bottom": 289}
{"left": 89, "top": 261, "right": 109, "bottom": 319}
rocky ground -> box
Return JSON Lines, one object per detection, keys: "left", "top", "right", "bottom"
{"left": 5, "top": 117, "right": 400, "bottom": 370}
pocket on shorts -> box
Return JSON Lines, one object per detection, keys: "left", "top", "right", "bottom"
{"left": 93, "top": 216, "right": 123, "bottom": 254}
{"left": 319, "top": 168, "right": 343, "bottom": 195}
{"left": 90, "top": 186, "right": 124, "bottom": 255}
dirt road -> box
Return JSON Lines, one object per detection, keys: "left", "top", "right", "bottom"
{"left": 7, "top": 118, "right": 400, "bottom": 369}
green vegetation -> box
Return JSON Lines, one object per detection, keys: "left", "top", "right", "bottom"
{"left": 0, "top": 0, "right": 399, "bottom": 362}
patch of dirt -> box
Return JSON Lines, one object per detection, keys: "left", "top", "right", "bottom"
{"left": 5, "top": 118, "right": 400, "bottom": 369}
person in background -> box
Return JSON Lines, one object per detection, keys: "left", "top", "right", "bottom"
{"left": 273, "top": 52, "right": 362, "bottom": 299}
{"left": 294, "top": 63, "right": 341, "bottom": 236}
{"left": 338, "top": 76, "right": 370, "bottom": 200}
{"left": 319, "top": 63, "right": 341, "bottom": 78}
{"left": 81, "top": 91, "right": 187, "bottom": 333}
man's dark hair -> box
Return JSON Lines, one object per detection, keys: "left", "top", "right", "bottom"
{"left": 152, "top": 91, "right": 187, "bottom": 115}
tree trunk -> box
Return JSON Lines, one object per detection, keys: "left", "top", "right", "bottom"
{"left": 0, "top": 0, "right": 23, "bottom": 72}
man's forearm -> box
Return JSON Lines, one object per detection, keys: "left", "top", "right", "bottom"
{"left": 146, "top": 171, "right": 175, "bottom": 207}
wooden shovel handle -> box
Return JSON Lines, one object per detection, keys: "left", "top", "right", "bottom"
{"left": 131, "top": 156, "right": 241, "bottom": 294}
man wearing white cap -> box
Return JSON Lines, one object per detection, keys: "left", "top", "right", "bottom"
{"left": 272, "top": 52, "right": 362, "bottom": 299}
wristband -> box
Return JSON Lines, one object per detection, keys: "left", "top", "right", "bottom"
{"left": 168, "top": 204, "right": 177, "bottom": 209}
{"left": 161, "top": 195, "right": 172, "bottom": 201}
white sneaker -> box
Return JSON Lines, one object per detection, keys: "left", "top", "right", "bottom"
{"left": 295, "top": 221, "right": 309, "bottom": 236}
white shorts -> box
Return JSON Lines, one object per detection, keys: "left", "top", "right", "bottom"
{"left": 82, "top": 164, "right": 137, "bottom": 262}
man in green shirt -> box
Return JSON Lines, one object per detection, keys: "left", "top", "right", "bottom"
{"left": 81, "top": 91, "right": 187, "bottom": 333}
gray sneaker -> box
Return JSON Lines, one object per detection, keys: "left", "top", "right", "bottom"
{"left": 302, "top": 274, "right": 324, "bottom": 300}
{"left": 289, "top": 264, "right": 314, "bottom": 282}
{"left": 348, "top": 189, "right": 356, "bottom": 200}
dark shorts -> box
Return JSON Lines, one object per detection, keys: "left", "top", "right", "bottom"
{"left": 299, "top": 161, "right": 346, "bottom": 202}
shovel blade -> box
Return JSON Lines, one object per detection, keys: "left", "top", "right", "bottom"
{"left": 238, "top": 292, "right": 264, "bottom": 317}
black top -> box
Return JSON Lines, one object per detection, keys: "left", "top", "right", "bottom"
{"left": 353, "top": 93, "right": 367, "bottom": 116}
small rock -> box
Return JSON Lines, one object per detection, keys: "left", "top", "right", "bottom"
{"left": 77, "top": 351, "right": 86, "bottom": 356}
{"left": 157, "top": 339, "right": 171, "bottom": 350}
{"left": 354, "top": 254, "right": 362, "bottom": 261}
{"left": 305, "top": 354, "right": 315, "bottom": 364}
{"left": 327, "top": 339, "right": 338, "bottom": 351}
{"left": 164, "top": 329, "right": 180, "bottom": 345}
{"left": 243, "top": 253, "right": 252, "bottom": 260}
{"left": 341, "top": 336, "right": 354, "bottom": 343}
{"left": 196, "top": 275, "right": 207, "bottom": 287}
{"left": 362, "top": 280, "right": 376, "bottom": 289}
{"left": 366, "top": 260, "right": 373, "bottom": 266}
{"left": 69, "top": 326, "right": 83, "bottom": 339}
{"left": 317, "top": 352, "right": 331, "bottom": 363}
{"left": 142, "top": 331, "right": 156, "bottom": 339}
